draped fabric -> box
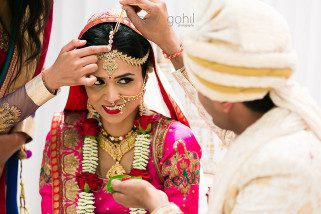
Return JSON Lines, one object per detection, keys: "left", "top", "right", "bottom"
{"left": 0, "top": 3, "right": 53, "bottom": 214}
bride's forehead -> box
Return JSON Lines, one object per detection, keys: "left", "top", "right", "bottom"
{"left": 96, "top": 58, "right": 142, "bottom": 76}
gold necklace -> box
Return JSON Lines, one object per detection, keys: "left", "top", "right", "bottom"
{"left": 100, "top": 128, "right": 135, "bottom": 143}
{"left": 98, "top": 130, "right": 137, "bottom": 179}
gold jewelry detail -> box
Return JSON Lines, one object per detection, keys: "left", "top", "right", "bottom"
{"left": 106, "top": 162, "right": 126, "bottom": 179}
{"left": 87, "top": 102, "right": 94, "bottom": 111}
{"left": 139, "top": 96, "right": 145, "bottom": 116}
{"left": 96, "top": 10, "right": 150, "bottom": 76}
{"left": 98, "top": 130, "right": 137, "bottom": 179}
{"left": 119, "top": 80, "right": 146, "bottom": 116}
{"left": 97, "top": 50, "right": 150, "bottom": 75}
{"left": 87, "top": 102, "right": 100, "bottom": 120}
{"left": 113, "top": 10, "right": 124, "bottom": 35}
{"left": 19, "top": 160, "right": 29, "bottom": 214}
{"left": 100, "top": 128, "right": 134, "bottom": 142}
{"left": 120, "top": 80, "right": 146, "bottom": 102}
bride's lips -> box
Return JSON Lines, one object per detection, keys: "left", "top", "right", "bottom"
{"left": 102, "top": 105, "right": 121, "bottom": 115}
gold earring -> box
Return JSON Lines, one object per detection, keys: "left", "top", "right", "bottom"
{"left": 87, "top": 102, "right": 94, "bottom": 111}
{"left": 87, "top": 101, "right": 100, "bottom": 120}
{"left": 139, "top": 92, "right": 145, "bottom": 116}
{"left": 139, "top": 78, "right": 148, "bottom": 116}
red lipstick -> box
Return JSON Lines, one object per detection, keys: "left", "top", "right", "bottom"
{"left": 102, "top": 106, "right": 121, "bottom": 115}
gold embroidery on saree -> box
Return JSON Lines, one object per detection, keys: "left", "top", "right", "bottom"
{"left": 63, "top": 153, "right": 79, "bottom": 174}
{"left": 0, "top": 102, "right": 22, "bottom": 133}
{"left": 59, "top": 113, "right": 83, "bottom": 211}
{"left": 64, "top": 179, "right": 79, "bottom": 201}
{"left": 40, "top": 142, "right": 52, "bottom": 188}
{"left": 65, "top": 205, "right": 77, "bottom": 214}
{"left": 152, "top": 115, "right": 173, "bottom": 182}
{"left": 62, "top": 128, "right": 79, "bottom": 148}
{"left": 162, "top": 140, "right": 200, "bottom": 195}
{"left": 65, "top": 112, "right": 82, "bottom": 125}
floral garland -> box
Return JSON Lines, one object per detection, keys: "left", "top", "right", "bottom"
{"left": 76, "top": 112, "right": 154, "bottom": 214}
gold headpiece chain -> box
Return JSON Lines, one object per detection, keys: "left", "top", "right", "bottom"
{"left": 98, "top": 10, "right": 150, "bottom": 76}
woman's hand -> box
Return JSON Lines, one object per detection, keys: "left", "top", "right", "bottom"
{"left": 112, "top": 179, "right": 170, "bottom": 212}
{"left": 43, "top": 39, "right": 110, "bottom": 91}
{"left": 0, "top": 132, "right": 29, "bottom": 176}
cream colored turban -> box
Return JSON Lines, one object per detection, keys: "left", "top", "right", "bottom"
{"left": 183, "top": 0, "right": 321, "bottom": 139}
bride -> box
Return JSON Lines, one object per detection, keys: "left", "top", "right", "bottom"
{"left": 39, "top": 11, "right": 201, "bottom": 214}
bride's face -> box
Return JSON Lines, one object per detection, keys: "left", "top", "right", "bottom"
{"left": 85, "top": 58, "right": 144, "bottom": 124}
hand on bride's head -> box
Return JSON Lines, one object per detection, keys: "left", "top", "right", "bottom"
{"left": 119, "top": 0, "right": 180, "bottom": 54}
{"left": 43, "top": 39, "right": 111, "bottom": 91}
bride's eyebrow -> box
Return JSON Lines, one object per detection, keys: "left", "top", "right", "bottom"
{"left": 92, "top": 75, "right": 105, "bottom": 80}
{"left": 114, "top": 73, "right": 135, "bottom": 79}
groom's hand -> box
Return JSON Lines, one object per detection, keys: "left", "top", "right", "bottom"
{"left": 112, "top": 179, "right": 170, "bottom": 212}
{"left": 119, "top": 0, "right": 181, "bottom": 56}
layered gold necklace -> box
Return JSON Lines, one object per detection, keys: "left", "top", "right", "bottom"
{"left": 98, "top": 129, "right": 137, "bottom": 179}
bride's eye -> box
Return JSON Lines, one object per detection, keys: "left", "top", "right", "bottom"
{"left": 117, "top": 77, "right": 133, "bottom": 85}
{"left": 94, "top": 78, "right": 105, "bottom": 85}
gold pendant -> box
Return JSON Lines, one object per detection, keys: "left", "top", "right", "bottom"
{"left": 106, "top": 162, "right": 126, "bottom": 179}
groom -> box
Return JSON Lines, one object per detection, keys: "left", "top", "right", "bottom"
{"left": 111, "top": 0, "right": 321, "bottom": 213}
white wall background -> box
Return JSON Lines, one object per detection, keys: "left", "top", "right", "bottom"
{"left": 22, "top": 1, "right": 321, "bottom": 213}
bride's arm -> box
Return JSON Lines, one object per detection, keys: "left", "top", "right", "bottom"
{"left": 0, "top": 75, "right": 54, "bottom": 134}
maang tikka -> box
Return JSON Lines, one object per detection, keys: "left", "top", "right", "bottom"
{"left": 97, "top": 10, "right": 150, "bottom": 77}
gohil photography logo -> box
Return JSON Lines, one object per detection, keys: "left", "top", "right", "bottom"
{"left": 168, "top": 13, "right": 195, "bottom": 28}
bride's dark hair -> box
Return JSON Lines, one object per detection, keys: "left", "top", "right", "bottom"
{"left": 80, "top": 23, "right": 152, "bottom": 78}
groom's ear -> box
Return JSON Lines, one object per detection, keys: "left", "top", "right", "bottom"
{"left": 221, "top": 102, "right": 233, "bottom": 113}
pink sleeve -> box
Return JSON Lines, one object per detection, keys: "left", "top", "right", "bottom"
{"left": 160, "top": 122, "right": 202, "bottom": 214}
{"left": 39, "top": 132, "right": 53, "bottom": 214}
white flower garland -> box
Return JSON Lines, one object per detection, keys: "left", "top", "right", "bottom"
{"left": 76, "top": 114, "right": 151, "bottom": 214}
{"left": 129, "top": 133, "right": 151, "bottom": 214}
{"left": 76, "top": 134, "right": 99, "bottom": 214}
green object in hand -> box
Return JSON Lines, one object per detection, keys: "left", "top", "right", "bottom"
{"left": 107, "top": 175, "right": 142, "bottom": 193}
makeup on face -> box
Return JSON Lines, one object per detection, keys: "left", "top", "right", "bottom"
{"left": 85, "top": 58, "right": 145, "bottom": 124}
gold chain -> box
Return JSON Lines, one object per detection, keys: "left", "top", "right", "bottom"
{"left": 100, "top": 128, "right": 135, "bottom": 142}
{"left": 98, "top": 131, "right": 137, "bottom": 162}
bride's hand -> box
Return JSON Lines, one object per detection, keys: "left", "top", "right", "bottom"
{"left": 119, "top": 0, "right": 181, "bottom": 56}
{"left": 43, "top": 39, "right": 110, "bottom": 91}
